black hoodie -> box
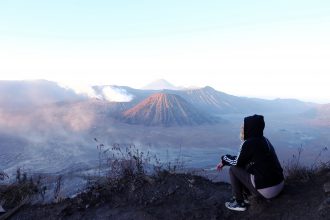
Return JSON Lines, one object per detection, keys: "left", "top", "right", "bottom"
{"left": 222, "top": 115, "right": 284, "bottom": 189}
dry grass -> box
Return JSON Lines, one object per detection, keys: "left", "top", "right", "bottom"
{"left": 0, "top": 169, "right": 43, "bottom": 209}
{"left": 90, "top": 139, "right": 187, "bottom": 196}
{"left": 284, "top": 145, "right": 329, "bottom": 182}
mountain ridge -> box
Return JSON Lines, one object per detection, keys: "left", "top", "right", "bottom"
{"left": 121, "top": 92, "right": 215, "bottom": 126}
{"left": 0, "top": 80, "right": 322, "bottom": 122}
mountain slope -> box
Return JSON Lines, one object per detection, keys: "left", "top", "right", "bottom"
{"left": 163, "top": 86, "right": 316, "bottom": 114}
{"left": 115, "top": 85, "right": 315, "bottom": 115}
{"left": 174, "top": 86, "right": 247, "bottom": 113}
{"left": 121, "top": 93, "right": 215, "bottom": 126}
{"left": 306, "top": 104, "right": 330, "bottom": 126}
{"left": 9, "top": 169, "right": 330, "bottom": 220}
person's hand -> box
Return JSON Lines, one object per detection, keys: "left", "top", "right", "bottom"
{"left": 0, "top": 171, "right": 9, "bottom": 180}
{"left": 216, "top": 162, "right": 224, "bottom": 171}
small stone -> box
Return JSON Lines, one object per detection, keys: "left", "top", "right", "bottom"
{"left": 326, "top": 197, "right": 330, "bottom": 205}
{"left": 324, "top": 182, "right": 330, "bottom": 194}
{"left": 167, "top": 188, "right": 176, "bottom": 195}
{"left": 188, "top": 179, "right": 195, "bottom": 184}
{"left": 318, "top": 197, "right": 330, "bottom": 212}
{"left": 0, "top": 205, "right": 5, "bottom": 213}
{"left": 143, "top": 176, "right": 155, "bottom": 185}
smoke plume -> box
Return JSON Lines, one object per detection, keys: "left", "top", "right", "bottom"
{"left": 59, "top": 83, "right": 133, "bottom": 102}
{"left": 102, "top": 86, "right": 133, "bottom": 102}
{"left": 59, "top": 83, "right": 101, "bottom": 99}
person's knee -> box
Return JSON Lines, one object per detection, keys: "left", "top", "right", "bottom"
{"left": 229, "top": 166, "right": 248, "bottom": 178}
{"left": 229, "top": 166, "right": 239, "bottom": 177}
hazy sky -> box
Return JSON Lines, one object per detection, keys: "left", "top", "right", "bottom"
{"left": 1, "top": 0, "right": 330, "bottom": 103}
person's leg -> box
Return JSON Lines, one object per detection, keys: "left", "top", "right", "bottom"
{"left": 229, "top": 166, "right": 261, "bottom": 201}
{"left": 229, "top": 166, "right": 244, "bottom": 201}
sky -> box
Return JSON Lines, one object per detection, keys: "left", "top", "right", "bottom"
{"left": 0, "top": 0, "right": 330, "bottom": 103}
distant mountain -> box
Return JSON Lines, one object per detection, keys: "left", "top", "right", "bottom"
{"left": 113, "top": 85, "right": 316, "bottom": 115}
{"left": 307, "top": 104, "right": 330, "bottom": 126}
{"left": 142, "top": 79, "right": 181, "bottom": 90}
{"left": 121, "top": 93, "right": 215, "bottom": 126}
{"left": 173, "top": 86, "right": 248, "bottom": 113}
{"left": 163, "top": 86, "right": 316, "bottom": 114}
{"left": 0, "top": 79, "right": 317, "bottom": 121}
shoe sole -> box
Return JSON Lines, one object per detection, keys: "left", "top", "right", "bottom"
{"left": 225, "top": 202, "right": 247, "bottom": 211}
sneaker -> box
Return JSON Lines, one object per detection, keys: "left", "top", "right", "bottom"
{"left": 243, "top": 194, "right": 250, "bottom": 204}
{"left": 228, "top": 196, "right": 249, "bottom": 205}
{"left": 225, "top": 199, "right": 247, "bottom": 211}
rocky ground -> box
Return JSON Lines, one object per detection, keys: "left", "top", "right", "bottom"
{"left": 1, "top": 168, "right": 330, "bottom": 220}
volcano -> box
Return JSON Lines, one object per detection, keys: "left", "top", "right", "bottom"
{"left": 121, "top": 93, "right": 214, "bottom": 126}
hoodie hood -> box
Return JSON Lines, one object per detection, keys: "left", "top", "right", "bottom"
{"left": 244, "top": 114, "right": 265, "bottom": 140}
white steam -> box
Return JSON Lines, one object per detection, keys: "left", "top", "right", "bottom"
{"left": 59, "top": 82, "right": 101, "bottom": 99}
{"left": 102, "top": 87, "right": 133, "bottom": 102}
{"left": 59, "top": 82, "right": 133, "bottom": 102}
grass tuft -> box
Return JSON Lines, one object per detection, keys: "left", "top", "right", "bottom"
{"left": 284, "top": 145, "right": 329, "bottom": 182}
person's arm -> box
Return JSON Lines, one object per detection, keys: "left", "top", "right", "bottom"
{"left": 220, "top": 141, "right": 253, "bottom": 168}
{"left": 221, "top": 154, "right": 238, "bottom": 166}
{"left": 216, "top": 154, "right": 236, "bottom": 171}
{"left": 235, "top": 140, "right": 253, "bottom": 168}
{"left": 216, "top": 161, "right": 224, "bottom": 171}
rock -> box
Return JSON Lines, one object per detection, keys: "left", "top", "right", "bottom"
{"left": 318, "top": 197, "right": 330, "bottom": 210}
{"left": 326, "top": 197, "right": 330, "bottom": 205}
{"left": 324, "top": 182, "right": 330, "bottom": 194}
{"left": 167, "top": 187, "right": 176, "bottom": 196}
{"left": 188, "top": 178, "right": 195, "bottom": 184}
{"left": 143, "top": 176, "right": 155, "bottom": 185}
{"left": 0, "top": 205, "right": 5, "bottom": 213}
{"left": 205, "top": 195, "right": 219, "bottom": 206}
{"left": 248, "top": 197, "right": 270, "bottom": 215}
{"left": 318, "top": 197, "right": 330, "bottom": 217}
